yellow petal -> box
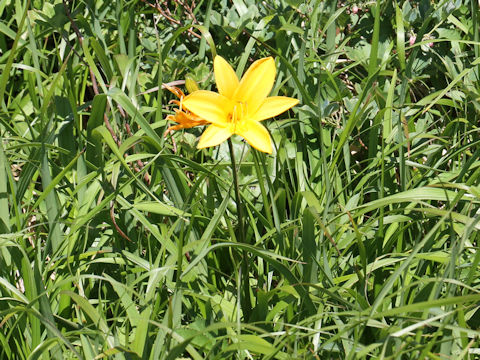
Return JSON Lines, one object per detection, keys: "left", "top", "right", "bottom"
{"left": 183, "top": 90, "right": 232, "bottom": 126}
{"left": 214, "top": 56, "right": 239, "bottom": 98}
{"left": 236, "top": 121, "right": 272, "bottom": 154}
{"left": 197, "top": 124, "right": 233, "bottom": 149}
{"left": 234, "top": 57, "right": 276, "bottom": 115}
{"left": 250, "top": 96, "right": 299, "bottom": 122}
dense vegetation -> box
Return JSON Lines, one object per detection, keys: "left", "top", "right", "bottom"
{"left": 1, "top": 0, "right": 480, "bottom": 358}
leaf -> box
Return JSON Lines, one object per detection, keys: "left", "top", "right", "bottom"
{"left": 278, "top": 23, "right": 304, "bottom": 35}
{"left": 226, "top": 335, "right": 289, "bottom": 359}
{"left": 87, "top": 95, "right": 107, "bottom": 168}
{"left": 132, "top": 201, "right": 191, "bottom": 217}
{"left": 108, "top": 87, "right": 163, "bottom": 151}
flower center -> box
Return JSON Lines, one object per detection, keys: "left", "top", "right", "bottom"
{"left": 227, "top": 102, "right": 247, "bottom": 126}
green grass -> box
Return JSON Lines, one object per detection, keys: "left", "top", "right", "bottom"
{"left": 1, "top": 0, "right": 480, "bottom": 358}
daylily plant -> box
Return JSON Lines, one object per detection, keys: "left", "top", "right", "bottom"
{"left": 182, "top": 56, "right": 299, "bottom": 154}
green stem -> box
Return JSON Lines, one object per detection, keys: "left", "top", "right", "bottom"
{"left": 228, "top": 139, "right": 244, "bottom": 243}
{"left": 227, "top": 139, "right": 251, "bottom": 320}
{"left": 175, "top": 221, "right": 185, "bottom": 284}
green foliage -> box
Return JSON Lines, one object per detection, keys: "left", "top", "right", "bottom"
{"left": 1, "top": 0, "right": 480, "bottom": 358}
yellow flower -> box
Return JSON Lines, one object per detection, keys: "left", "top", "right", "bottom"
{"left": 182, "top": 56, "right": 299, "bottom": 154}
{"left": 165, "top": 85, "right": 209, "bottom": 133}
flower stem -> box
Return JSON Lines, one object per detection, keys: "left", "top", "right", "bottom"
{"left": 228, "top": 139, "right": 244, "bottom": 243}
{"left": 227, "top": 138, "right": 251, "bottom": 320}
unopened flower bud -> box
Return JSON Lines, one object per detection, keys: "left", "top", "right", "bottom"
{"left": 185, "top": 75, "right": 200, "bottom": 94}
{"left": 409, "top": 34, "right": 416, "bottom": 46}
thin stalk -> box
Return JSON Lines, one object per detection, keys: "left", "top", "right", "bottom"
{"left": 227, "top": 139, "right": 251, "bottom": 320}
{"left": 228, "top": 139, "right": 244, "bottom": 243}
{"left": 175, "top": 221, "right": 185, "bottom": 284}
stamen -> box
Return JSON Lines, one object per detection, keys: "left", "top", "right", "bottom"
{"left": 233, "top": 105, "right": 237, "bottom": 132}
{"left": 179, "top": 95, "right": 184, "bottom": 110}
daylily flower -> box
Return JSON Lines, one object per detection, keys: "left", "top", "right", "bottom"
{"left": 165, "top": 84, "right": 209, "bottom": 133}
{"left": 182, "top": 56, "right": 299, "bottom": 154}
